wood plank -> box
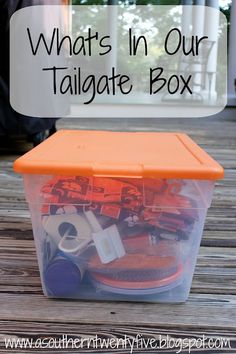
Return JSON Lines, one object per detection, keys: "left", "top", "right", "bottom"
{"left": 0, "top": 293, "right": 235, "bottom": 330}
{"left": 0, "top": 259, "right": 235, "bottom": 295}
{"left": 1, "top": 220, "right": 235, "bottom": 244}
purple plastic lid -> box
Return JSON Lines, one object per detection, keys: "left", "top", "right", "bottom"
{"left": 44, "top": 257, "right": 82, "bottom": 296}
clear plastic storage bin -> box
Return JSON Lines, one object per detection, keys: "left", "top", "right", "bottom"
{"left": 14, "top": 131, "right": 224, "bottom": 302}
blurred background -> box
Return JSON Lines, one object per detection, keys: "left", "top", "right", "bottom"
{"left": 0, "top": 0, "right": 235, "bottom": 150}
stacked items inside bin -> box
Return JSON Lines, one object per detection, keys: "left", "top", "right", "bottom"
{"left": 41, "top": 176, "right": 198, "bottom": 297}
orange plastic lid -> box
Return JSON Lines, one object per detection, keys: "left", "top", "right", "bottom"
{"left": 13, "top": 130, "right": 224, "bottom": 180}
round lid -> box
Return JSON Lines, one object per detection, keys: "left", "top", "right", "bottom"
{"left": 44, "top": 258, "right": 82, "bottom": 297}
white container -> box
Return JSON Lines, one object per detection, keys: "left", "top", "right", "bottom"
{"left": 14, "top": 130, "right": 224, "bottom": 302}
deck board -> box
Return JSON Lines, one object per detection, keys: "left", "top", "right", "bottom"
{"left": 0, "top": 109, "right": 236, "bottom": 352}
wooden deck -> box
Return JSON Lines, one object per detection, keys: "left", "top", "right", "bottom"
{"left": 0, "top": 109, "right": 236, "bottom": 353}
